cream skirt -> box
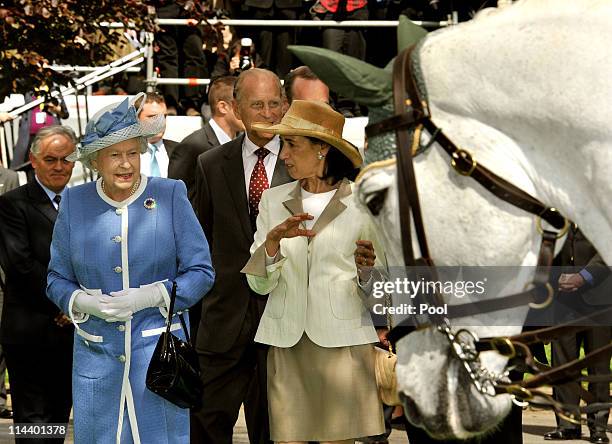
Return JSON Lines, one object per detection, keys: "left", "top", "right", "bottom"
{"left": 267, "top": 334, "right": 385, "bottom": 442}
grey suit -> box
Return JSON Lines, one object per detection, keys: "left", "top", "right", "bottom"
{"left": 192, "top": 135, "right": 291, "bottom": 444}
{"left": 168, "top": 122, "right": 221, "bottom": 202}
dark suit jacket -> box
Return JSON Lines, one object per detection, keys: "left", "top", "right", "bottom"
{"left": 552, "top": 227, "right": 611, "bottom": 313}
{"left": 0, "top": 180, "right": 73, "bottom": 345}
{"left": 168, "top": 122, "right": 222, "bottom": 202}
{"left": 194, "top": 135, "right": 291, "bottom": 353}
{"left": 163, "top": 138, "right": 178, "bottom": 161}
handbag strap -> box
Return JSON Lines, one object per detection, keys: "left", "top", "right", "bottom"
{"left": 166, "top": 281, "right": 178, "bottom": 335}
{"left": 166, "top": 281, "right": 193, "bottom": 345}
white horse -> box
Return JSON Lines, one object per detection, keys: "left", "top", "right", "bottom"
{"left": 292, "top": 0, "right": 612, "bottom": 439}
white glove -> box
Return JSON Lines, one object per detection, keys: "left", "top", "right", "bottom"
{"left": 108, "top": 283, "right": 166, "bottom": 319}
{"left": 73, "top": 290, "right": 132, "bottom": 322}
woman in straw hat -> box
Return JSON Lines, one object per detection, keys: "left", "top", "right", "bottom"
{"left": 46, "top": 93, "right": 215, "bottom": 443}
{"left": 242, "top": 100, "right": 385, "bottom": 443}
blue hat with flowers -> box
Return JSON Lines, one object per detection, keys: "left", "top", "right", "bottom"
{"left": 67, "top": 92, "right": 165, "bottom": 162}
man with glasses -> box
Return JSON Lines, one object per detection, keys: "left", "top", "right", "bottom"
{"left": 193, "top": 68, "right": 291, "bottom": 444}
{"left": 0, "top": 125, "right": 76, "bottom": 439}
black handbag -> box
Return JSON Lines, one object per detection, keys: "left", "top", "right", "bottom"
{"left": 146, "top": 282, "right": 203, "bottom": 409}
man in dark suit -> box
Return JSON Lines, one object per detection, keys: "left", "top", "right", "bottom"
{"left": 0, "top": 125, "right": 76, "bottom": 442}
{"left": 0, "top": 162, "right": 22, "bottom": 420}
{"left": 192, "top": 68, "right": 291, "bottom": 444}
{"left": 135, "top": 92, "right": 178, "bottom": 177}
{"left": 169, "top": 76, "right": 244, "bottom": 201}
{"left": 544, "top": 226, "right": 611, "bottom": 443}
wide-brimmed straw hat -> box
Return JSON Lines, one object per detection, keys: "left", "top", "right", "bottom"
{"left": 251, "top": 100, "right": 362, "bottom": 167}
{"left": 67, "top": 92, "right": 164, "bottom": 162}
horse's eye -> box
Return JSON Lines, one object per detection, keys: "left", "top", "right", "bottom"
{"left": 365, "top": 189, "right": 388, "bottom": 216}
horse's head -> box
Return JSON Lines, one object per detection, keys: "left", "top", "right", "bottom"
{"left": 289, "top": 17, "right": 522, "bottom": 439}
{"left": 291, "top": 1, "right": 612, "bottom": 437}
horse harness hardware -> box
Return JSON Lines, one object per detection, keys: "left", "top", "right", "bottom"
{"left": 365, "top": 45, "right": 612, "bottom": 422}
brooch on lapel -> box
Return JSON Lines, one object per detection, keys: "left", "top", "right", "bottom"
{"left": 144, "top": 198, "right": 157, "bottom": 210}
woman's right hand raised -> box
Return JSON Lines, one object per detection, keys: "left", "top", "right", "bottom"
{"left": 265, "top": 213, "right": 315, "bottom": 257}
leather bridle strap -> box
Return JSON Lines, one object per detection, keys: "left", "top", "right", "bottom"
{"left": 367, "top": 46, "right": 567, "bottom": 231}
{"left": 446, "top": 229, "right": 558, "bottom": 319}
{"left": 393, "top": 46, "right": 432, "bottom": 267}
{"left": 420, "top": 118, "right": 567, "bottom": 230}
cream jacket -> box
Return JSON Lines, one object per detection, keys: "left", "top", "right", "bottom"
{"left": 242, "top": 179, "right": 384, "bottom": 348}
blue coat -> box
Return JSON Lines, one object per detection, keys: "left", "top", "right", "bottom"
{"left": 47, "top": 176, "right": 214, "bottom": 444}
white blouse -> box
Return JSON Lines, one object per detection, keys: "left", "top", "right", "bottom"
{"left": 300, "top": 188, "right": 336, "bottom": 230}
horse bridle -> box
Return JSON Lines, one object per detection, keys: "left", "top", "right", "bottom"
{"left": 364, "top": 45, "right": 612, "bottom": 422}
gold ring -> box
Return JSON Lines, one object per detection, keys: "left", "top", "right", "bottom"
{"left": 526, "top": 282, "right": 554, "bottom": 309}
{"left": 504, "top": 385, "right": 533, "bottom": 401}
{"left": 536, "top": 208, "right": 570, "bottom": 238}
{"left": 491, "top": 337, "right": 517, "bottom": 359}
{"left": 451, "top": 149, "right": 477, "bottom": 176}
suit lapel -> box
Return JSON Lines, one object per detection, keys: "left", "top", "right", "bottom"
{"left": 27, "top": 180, "right": 57, "bottom": 224}
{"left": 221, "top": 136, "right": 253, "bottom": 242}
{"left": 282, "top": 179, "right": 351, "bottom": 242}
{"left": 282, "top": 181, "right": 303, "bottom": 216}
{"left": 163, "top": 139, "right": 178, "bottom": 159}
{"left": 310, "top": 179, "right": 351, "bottom": 238}
{"left": 204, "top": 122, "right": 220, "bottom": 149}
{"left": 270, "top": 144, "right": 291, "bottom": 187}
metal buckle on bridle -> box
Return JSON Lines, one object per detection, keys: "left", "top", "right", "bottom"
{"left": 451, "top": 148, "right": 477, "bottom": 176}
{"left": 536, "top": 207, "right": 570, "bottom": 238}
{"left": 491, "top": 337, "right": 517, "bottom": 359}
{"left": 505, "top": 384, "right": 533, "bottom": 403}
{"left": 524, "top": 282, "right": 554, "bottom": 309}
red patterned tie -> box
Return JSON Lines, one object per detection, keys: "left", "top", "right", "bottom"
{"left": 248, "top": 148, "right": 270, "bottom": 230}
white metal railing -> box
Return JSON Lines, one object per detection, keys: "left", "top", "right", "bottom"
{"left": 6, "top": 49, "right": 146, "bottom": 120}
{"left": 3, "top": 15, "right": 451, "bottom": 166}
{"left": 51, "top": 65, "right": 141, "bottom": 73}
{"left": 100, "top": 18, "right": 451, "bottom": 29}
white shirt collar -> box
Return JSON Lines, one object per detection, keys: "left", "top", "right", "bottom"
{"left": 209, "top": 118, "right": 232, "bottom": 146}
{"left": 243, "top": 134, "right": 281, "bottom": 157}
{"left": 95, "top": 174, "right": 148, "bottom": 208}
{"left": 35, "top": 174, "right": 64, "bottom": 205}
{"left": 148, "top": 139, "right": 164, "bottom": 151}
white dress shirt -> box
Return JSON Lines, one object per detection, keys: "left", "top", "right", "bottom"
{"left": 35, "top": 175, "right": 64, "bottom": 210}
{"left": 242, "top": 134, "right": 281, "bottom": 199}
{"left": 209, "top": 117, "right": 232, "bottom": 146}
{"left": 141, "top": 140, "right": 169, "bottom": 178}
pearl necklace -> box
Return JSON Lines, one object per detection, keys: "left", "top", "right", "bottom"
{"left": 101, "top": 176, "right": 141, "bottom": 200}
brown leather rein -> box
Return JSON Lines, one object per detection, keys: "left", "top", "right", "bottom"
{"left": 364, "top": 45, "right": 612, "bottom": 421}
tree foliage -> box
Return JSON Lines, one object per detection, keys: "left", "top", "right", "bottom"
{"left": 0, "top": 0, "right": 211, "bottom": 99}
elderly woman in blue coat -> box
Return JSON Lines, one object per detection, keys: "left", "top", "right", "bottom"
{"left": 46, "top": 93, "right": 215, "bottom": 443}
